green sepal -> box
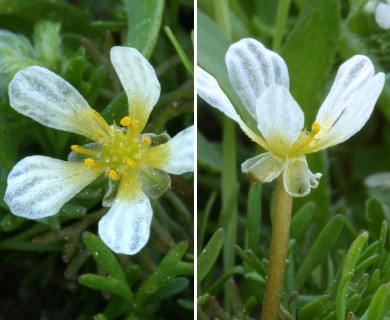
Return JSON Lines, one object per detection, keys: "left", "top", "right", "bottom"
{"left": 102, "top": 178, "right": 120, "bottom": 207}
{"left": 136, "top": 166, "right": 171, "bottom": 199}
{"left": 143, "top": 132, "right": 171, "bottom": 145}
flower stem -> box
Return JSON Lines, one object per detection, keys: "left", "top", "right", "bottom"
{"left": 260, "top": 175, "right": 293, "bottom": 320}
{"left": 272, "top": 0, "right": 291, "bottom": 52}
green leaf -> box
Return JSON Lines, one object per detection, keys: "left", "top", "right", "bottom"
{"left": 366, "top": 197, "right": 390, "bottom": 239}
{"left": 63, "top": 51, "right": 87, "bottom": 88}
{"left": 82, "top": 232, "right": 128, "bottom": 283}
{"left": 342, "top": 231, "right": 369, "bottom": 277}
{"left": 346, "top": 293, "right": 362, "bottom": 314}
{"left": 197, "top": 228, "right": 225, "bottom": 284}
{"left": 337, "top": 272, "right": 354, "bottom": 320}
{"left": 235, "top": 245, "right": 267, "bottom": 278}
{"left": 101, "top": 92, "right": 127, "bottom": 124}
{"left": 86, "top": 65, "right": 108, "bottom": 106}
{"left": 298, "top": 295, "right": 332, "bottom": 320}
{"left": 150, "top": 277, "right": 189, "bottom": 301}
{"left": 164, "top": 26, "right": 194, "bottom": 76}
{"left": 0, "top": 0, "right": 94, "bottom": 36}
{"left": 367, "top": 283, "right": 390, "bottom": 320}
{"left": 290, "top": 201, "right": 316, "bottom": 240}
{"left": 123, "top": 0, "right": 164, "bottom": 59}
{"left": 136, "top": 242, "right": 192, "bottom": 306}
{"left": 294, "top": 215, "right": 345, "bottom": 290}
{"left": 0, "top": 212, "right": 24, "bottom": 232}
{"left": 245, "top": 183, "right": 262, "bottom": 253}
{"left": 281, "top": 0, "right": 341, "bottom": 124}
{"left": 33, "top": 20, "right": 61, "bottom": 69}
{"left": 79, "top": 274, "right": 132, "bottom": 303}
{"left": 197, "top": 130, "right": 222, "bottom": 172}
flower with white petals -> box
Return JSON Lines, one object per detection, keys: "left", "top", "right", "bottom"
{"left": 198, "top": 38, "right": 385, "bottom": 197}
{"left": 376, "top": 0, "right": 390, "bottom": 30}
{"left": 5, "top": 46, "right": 194, "bottom": 255}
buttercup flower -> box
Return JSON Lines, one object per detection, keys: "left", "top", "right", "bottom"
{"left": 5, "top": 46, "right": 194, "bottom": 254}
{"left": 376, "top": 0, "right": 390, "bottom": 29}
{"left": 198, "top": 38, "right": 384, "bottom": 197}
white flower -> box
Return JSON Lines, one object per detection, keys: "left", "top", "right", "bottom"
{"left": 197, "top": 38, "right": 385, "bottom": 197}
{"left": 5, "top": 46, "right": 194, "bottom": 255}
{"left": 376, "top": 0, "right": 390, "bottom": 29}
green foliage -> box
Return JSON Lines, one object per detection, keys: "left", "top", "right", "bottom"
{"left": 198, "top": 0, "right": 390, "bottom": 319}
{"left": 0, "top": 0, "right": 193, "bottom": 319}
{"left": 123, "top": 0, "right": 164, "bottom": 59}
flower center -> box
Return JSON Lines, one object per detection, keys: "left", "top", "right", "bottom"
{"left": 285, "top": 121, "right": 322, "bottom": 158}
{"left": 71, "top": 116, "right": 152, "bottom": 180}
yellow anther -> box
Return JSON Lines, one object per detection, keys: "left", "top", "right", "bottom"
{"left": 127, "top": 158, "right": 139, "bottom": 168}
{"left": 71, "top": 145, "right": 97, "bottom": 156}
{"left": 84, "top": 158, "right": 96, "bottom": 168}
{"left": 142, "top": 136, "right": 152, "bottom": 146}
{"left": 311, "top": 122, "right": 321, "bottom": 135}
{"left": 108, "top": 169, "right": 120, "bottom": 180}
{"left": 120, "top": 116, "right": 132, "bottom": 127}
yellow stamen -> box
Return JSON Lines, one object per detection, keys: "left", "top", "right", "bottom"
{"left": 71, "top": 145, "right": 97, "bottom": 156}
{"left": 120, "top": 116, "right": 132, "bottom": 127}
{"left": 297, "top": 122, "right": 322, "bottom": 154}
{"left": 84, "top": 158, "right": 96, "bottom": 168}
{"left": 311, "top": 122, "right": 321, "bottom": 135}
{"left": 108, "top": 169, "right": 120, "bottom": 180}
{"left": 127, "top": 158, "right": 139, "bottom": 168}
{"left": 142, "top": 136, "right": 152, "bottom": 146}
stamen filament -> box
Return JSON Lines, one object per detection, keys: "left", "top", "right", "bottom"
{"left": 71, "top": 145, "right": 98, "bottom": 156}
{"left": 299, "top": 122, "right": 321, "bottom": 152}
{"left": 127, "top": 158, "right": 139, "bottom": 168}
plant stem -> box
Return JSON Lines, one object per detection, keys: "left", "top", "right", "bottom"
{"left": 260, "top": 175, "right": 293, "bottom": 320}
{"left": 273, "top": 0, "right": 291, "bottom": 52}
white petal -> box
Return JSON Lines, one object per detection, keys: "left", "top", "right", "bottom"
{"left": 226, "top": 38, "right": 289, "bottom": 119}
{"left": 315, "top": 56, "right": 376, "bottom": 138}
{"left": 241, "top": 152, "right": 284, "bottom": 183}
{"left": 283, "top": 157, "right": 311, "bottom": 197}
{"left": 142, "top": 125, "right": 194, "bottom": 175}
{"left": 256, "top": 85, "right": 304, "bottom": 152}
{"left": 365, "top": 172, "right": 390, "bottom": 189}
{"left": 9, "top": 66, "right": 111, "bottom": 141}
{"left": 4, "top": 156, "right": 105, "bottom": 219}
{"left": 197, "top": 66, "right": 268, "bottom": 148}
{"left": 312, "top": 72, "right": 385, "bottom": 151}
{"left": 376, "top": 3, "right": 390, "bottom": 29}
{"left": 110, "top": 46, "right": 160, "bottom": 135}
{"left": 197, "top": 66, "right": 242, "bottom": 123}
{"left": 98, "top": 177, "right": 152, "bottom": 255}
{"left": 309, "top": 171, "right": 322, "bottom": 189}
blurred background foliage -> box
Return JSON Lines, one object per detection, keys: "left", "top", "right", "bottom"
{"left": 197, "top": 0, "right": 390, "bottom": 319}
{"left": 0, "top": 0, "right": 194, "bottom": 319}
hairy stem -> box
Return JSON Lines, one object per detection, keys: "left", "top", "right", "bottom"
{"left": 260, "top": 175, "right": 293, "bottom": 320}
